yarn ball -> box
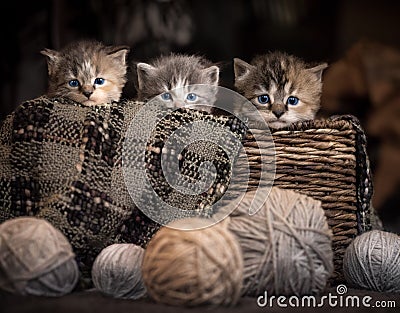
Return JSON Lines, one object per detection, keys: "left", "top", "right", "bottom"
{"left": 92, "top": 243, "right": 146, "bottom": 299}
{"left": 141, "top": 217, "right": 243, "bottom": 307}
{"left": 0, "top": 217, "right": 79, "bottom": 296}
{"left": 227, "top": 187, "right": 334, "bottom": 296}
{"left": 343, "top": 229, "right": 400, "bottom": 292}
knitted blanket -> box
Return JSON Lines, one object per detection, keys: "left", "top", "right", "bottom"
{"left": 0, "top": 96, "right": 248, "bottom": 285}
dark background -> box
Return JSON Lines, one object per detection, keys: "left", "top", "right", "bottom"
{"left": 2, "top": 0, "right": 400, "bottom": 118}
{"left": 1, "top": 0, "right": 400, "bottom": 232}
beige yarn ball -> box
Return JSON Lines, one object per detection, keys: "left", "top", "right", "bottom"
{"left": 141, "top": 217, "right": 243, "bottom": 307}
{"left": 227, "top": 187, "right": 334, "bottom": 296}
{"left": 92, "top": 243, "right": 146, "bottom": 299}
{"left": 0, "top": 217, "right": 79, "bottom": 296}
{"left": 343, "top": 229, "right": 400, "bottom": 292}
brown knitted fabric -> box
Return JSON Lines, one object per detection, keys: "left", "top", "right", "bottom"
{"left": 0, "top": 96, "right": 247, "bottom": 287}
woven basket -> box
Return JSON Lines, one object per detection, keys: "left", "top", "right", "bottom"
{"left": 241, "top": 114, "right": 377, "bottom": 285}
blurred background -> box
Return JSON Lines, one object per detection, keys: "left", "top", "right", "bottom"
{"left": 1, "top": 0, "right": 399, "bottom": 233}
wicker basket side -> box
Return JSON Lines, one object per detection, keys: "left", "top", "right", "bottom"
{"left": 241, "top": 115, "right": 374, "bottom": 285}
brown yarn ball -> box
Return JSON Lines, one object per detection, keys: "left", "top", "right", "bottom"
{"left": 0, "top": 217, "right": 79, "bottom": 296}
{"left": 141, "top": 218, "right": 243, "bottom": 307}
{"left": 92, "top": 243, "right": 146, "bottom": 299}
{"left": 227, "top": 187, "right": 334, "bottom": 296}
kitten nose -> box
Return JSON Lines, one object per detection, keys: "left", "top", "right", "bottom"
{"left": 83, "top": 90, "right": 93, "bottom": 98}
{"left": 273, "top": 110, "right": 284, "bottom": 118}
{"left": 272, "top": 104, "right": 286, "bottom": 118}
{"left": 174, "top": 100, "right": 184, "bottom": 108}
{"left": 82, "top": 86, "right": 94, "bottom": 99}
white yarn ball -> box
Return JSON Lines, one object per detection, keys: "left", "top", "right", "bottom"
{"left": 92, "top": 243, "right": 146, "bottom": 299}
{"left": 0, "top": 217, "right": 79, "bottom": 296}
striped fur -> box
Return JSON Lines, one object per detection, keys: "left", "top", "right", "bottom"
{"left": 234, "top": 51, "right": 327, "bottom": 129}
{"left": 41, "top": 40, "right": 129, "bottom": 106}
{"left": 135, "top": 53, "right": 219, "bottom": 112}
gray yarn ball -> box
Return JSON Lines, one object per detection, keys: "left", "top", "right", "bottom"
{"left": 227, "top": 187, "right": 334, "bottom": 297}
{"left": 0, "top": 217, "right": 79, "bottom": 296}
{"left": 343, "top": 230, "right": 400, "bottom": 292}
{"left": 92, "top": 243, "right": 146, "bottom": 299}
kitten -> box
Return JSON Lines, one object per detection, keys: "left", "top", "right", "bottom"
{"left": 233, "top": 51, "right": 328, "bottom": 129}
{"left": 41, "top": 40, "right": 129, "bottom": 105}
{"left": 135, "top": 53, "right": 220, "bottom": 112}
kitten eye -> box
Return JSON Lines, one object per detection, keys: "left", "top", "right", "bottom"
{"left": 186, "top": 93, "right": 198, "bottom": 102}
{"left": 287, "top": 96, "right": 299, "bottom": 106}
{"left": 257, "top": 94, "right": 270, "bottom": 105}
{"left": 94, "top": 78, "right": 105, "bottom": 85}
{"left": 161, "top": 92, "right": 172, "bottom": 101}
{"left": 68, "top": 79, "right": 80, "bottom": 88}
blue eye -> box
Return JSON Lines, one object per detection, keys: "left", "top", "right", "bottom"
{"left": 186, "top": 93, "right": 197, "bottom": 102}
{"left": 161, "top": 92, "right": 172, "bottom": 101}
{"left": 287, "top": 96, "right": 299, "bottom": 106}
{"left": 68, "top": 79, "right": 80, "bottom": 88}
{"left": 94, "top": 78, "right": 105, "bottom": 85}
{"left": 257, "top": 94, "right": 270, "bottom": 105}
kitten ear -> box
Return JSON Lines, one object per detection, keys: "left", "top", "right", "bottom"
{"left": 201, "top": 65, "right": 220, "bottom": 86}
{"left": 106, "top": 45, "right": 130, "bottom": 65}
{"left": 308, "top": 63, "right": 328, "bottom": 82}
{"left": 233, "top": 58, "right": 255, "bottom": 81}
{"left": 136, "top": 63, "right": 157, "bottom": 90}
{"left": 40, "top": 48, "right": 60, "bottom": 76}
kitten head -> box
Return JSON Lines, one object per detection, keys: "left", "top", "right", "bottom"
{"left": 41, "top": 40, "right": 129, "bottom": 105}
{"left": 234, "top": 51, "right": 328, "bottom": 129}
{"left": 135, "top": 53, "right": 220, "bottom": 112}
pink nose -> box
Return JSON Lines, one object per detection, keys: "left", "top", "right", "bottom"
{"left": 174, "top": 100, "right": 185, "bottom": 108}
